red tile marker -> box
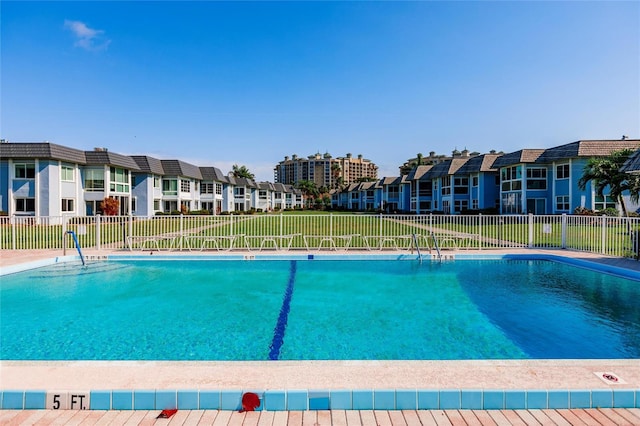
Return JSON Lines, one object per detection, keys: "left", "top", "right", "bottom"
{"left": 157, "top": 408, "right": 178, "bottom": 418}
{"left": 240, "top": 392, "right": 261, "bottom": 412}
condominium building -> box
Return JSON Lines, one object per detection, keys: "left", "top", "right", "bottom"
{"left": 0, "top": 141, "right": 303, "bottom": 217}
{"left": 274, "top": 152, "right": 378, "bottom": 188}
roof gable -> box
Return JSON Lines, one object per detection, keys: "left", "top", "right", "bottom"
{"left": 536, "top": 140, "right": 640, "bottom": 163}
{"left": 199, "top": 166, "right": 226, "bottom": 182}
{"left": 0, "top": 142, "right": 86, "bottom": 164}
{"left": 455, "top": 153, "right": 501, "bottom": 175}
{"left": 493, "top": 149, "right": 545, "bottom": 168}
{"left": 160, "top": 160, "right": 202, "bottom": 179}
{"left": 85, "top": 150, "right": 141, "bottom": 170}
{"left": 131, "top": 155, "right": 165, "bottom": 175}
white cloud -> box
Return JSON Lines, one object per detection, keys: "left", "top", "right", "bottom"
{"left": 64, "top": 20, "right": 110, "bottom": 51}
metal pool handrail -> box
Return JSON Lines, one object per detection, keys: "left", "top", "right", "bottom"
{"left": 431, "top": 233, "right": 442, "bottom": 262}
{"left": 411, "top": 233, "right": 422, "bottom": 263}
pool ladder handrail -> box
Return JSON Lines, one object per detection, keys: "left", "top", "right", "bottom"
{"left": 431, "top": 233, "right": 442, "bottom": 262}
{"left": 411, "top": 233, "right": 422, "bottom": 263}
{"left": 66, "top": 230, "right": 86, "bottom": 266}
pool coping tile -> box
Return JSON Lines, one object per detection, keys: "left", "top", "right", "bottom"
{"left": 373, "top": 389, "right": 395, "bottom": 410}
{"left": 90, "top": 391, "right": 111, "bottom": 410}
{"left": 439, "top": 390, "right": 460, "bottom": 410}
{"left": 352, "top": 390, "right": 374, "bottom": 410}
{"left": 133, "top": 390, "right": 155, "bottom": 410}
{"left": 526, "top": 390, "right": 547, "bottom": 409}
{"left": 24, "top": 391, "right": 46, "bottom": 410}
{"left": 177, "top": 390, "right": 199, "bottom": 410}
{"left": 111, "top": 390, "right": 133, "bottom": 410}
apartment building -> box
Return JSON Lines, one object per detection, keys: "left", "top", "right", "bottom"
{"left": 2, "top": 139, "right": 638, "bottom": 218}
{"left": 0, "top": 141, "right": 303, "bottom": 217}
{"left": 274, "top": 152, "right": 378, "bottom": 187}
{"left": 331, "top": 139, "right": 640, "bottom": 215}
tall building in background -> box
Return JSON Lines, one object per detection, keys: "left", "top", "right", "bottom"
{"left": 274, "top": 152, "right": 378, "bottom": 187}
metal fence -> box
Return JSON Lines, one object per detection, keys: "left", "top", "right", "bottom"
{"left": 1, "top": 213, "right": 639, "bottom": 258}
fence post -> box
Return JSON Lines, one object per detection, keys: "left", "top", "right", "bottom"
{"left": 561, "top": 214, "right": 567, "bottom": 249}
{"left": 96, "top": 214, "right": 102, "bottom": 251}
{"left": 179, "top": 214, "right": 184, "bottom": 251}
{"left": 379, "top": 213, "right": 383, "bottom": 238}
{"left": 528, "top": 213, "right": 534, "bottom": 248}
{"left": 11, "top": 215, "right": 16, "bottom": 250}
{"left": 478, "top": 214, "right": 483, "bottom": 251}
{"left": 601, "top": 215, "right": 607, "bottom": 254}
{"left": 128, "top": 215, "right": 133, "bottom": 250}
{"left": 62, "top": 216, "right": 68, "bottom": 255}
{"left": 280, "top": 213, "right": 283, "bottom": 238}
{"left": 330, "top": 213, "right": 333, "bottom": 238}
{"left": 230, "top": 214, "right": 234, "bottom": 237}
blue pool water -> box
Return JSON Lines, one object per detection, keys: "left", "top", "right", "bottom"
{"left": 1, "top": 259, "right": 639, "bottom": 360}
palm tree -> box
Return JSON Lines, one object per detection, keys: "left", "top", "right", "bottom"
{"left": 294, "top": 180, "right": 319, "bottom": 208}
{"left": 578, "top": 148, "right": 640, "bottom": 217}
{"left": 231, "top": 164, "right": 254, "bottom": 180}
{"left": 330, "top": 163, "right": 343, "bottom": 190}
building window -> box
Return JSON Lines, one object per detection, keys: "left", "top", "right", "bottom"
{"left": 441, "top": 176, "right": 451, "bottom": 195}
{"left": 259, "top": 190, "right": 268, "bottom": 199}
{"left": 471, "top": 199, "right": 479, "bottom": 209}
{"left": 556, "top": 163, "right": 570, "bottom": 180}
{"left": 164, "top": 200, "right": 178, "bottom": 213}
{"left": 154, "top": 176, "right": 161, "bottom": 188}
{"left": 15, "top": 163, "right": 36, "bottom": 179}
{"left": 201, "top": 183, "right": 214, "bottom": 194}
{"left": 526, "top": 167, "right": 547, "bottom": 190}
{"left": 454, "top": 177, "right": 469, "bottom": 194}
{"left": 472, "top": 175, "right": 479, "bottom": 187}
{"left": 234, "top": 187, "right": 245, "bottom": 197}
{"left": 110, "top": 167, "right": 129, "bottom": 193}
{"left": 595, "top": 195, "right": 616, "bottom": 211}
{"left": 15, "top": 198, "right": 35, "bottom": 213}
{"left": 556, "top": 196, "right": 570, "bottom": 211}
{"left": 180, "top": 180, "right": 191, "bottom": 193}
{"left": 163, "top": 179, "right": 178, "bottom": 195}
{"left": 387, "top": 186, "right": 399, "bottom": 197}
{"left": 153, "top": 199, "right": 161, "bottom": 211}
{"left": 454, "top": 200, "right": 468, "bottom": 212}
{"left": 501, "top": 192, "right": 523, "bottom": 214}
{"left": 61, "top": 165, "right": 74, "bottom": 181}
{"left": 216, "top": 183, "right": 222, "bottom": 195}
{"left": 501, "top": 165, "right": 522, "bottom": 192}
{"left": 84, "top": 169, "right": 105, "bottom": 191}
{"left": 61, "top": 198, "right": 75, "bottom": 212}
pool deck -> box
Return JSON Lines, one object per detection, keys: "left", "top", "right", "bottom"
{"left": 1, "top": 248, "right": 639, "bottom": 425}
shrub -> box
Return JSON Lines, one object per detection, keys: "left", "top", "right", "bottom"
{"left": 598, "top": 207, "right": 620, "bottom": 217}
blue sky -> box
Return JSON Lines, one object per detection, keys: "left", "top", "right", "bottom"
{"left": 2, "top": 1, "right": 638, "bottom": 182}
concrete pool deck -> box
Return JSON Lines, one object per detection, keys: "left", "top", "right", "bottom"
{"left": 1, "top": 248, "right": 639, "bottom": 422}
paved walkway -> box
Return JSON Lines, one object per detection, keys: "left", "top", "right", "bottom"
{"left": 2, "top": 407, "right": 640, "bottom": 425}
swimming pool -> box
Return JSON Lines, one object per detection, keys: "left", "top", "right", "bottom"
{"left": 1, "top": 257, "right": 639, "bottom": 361}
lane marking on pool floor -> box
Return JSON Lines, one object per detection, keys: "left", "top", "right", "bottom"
{"left": 268, "top": 260, "right": 297, "bottom": 360}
